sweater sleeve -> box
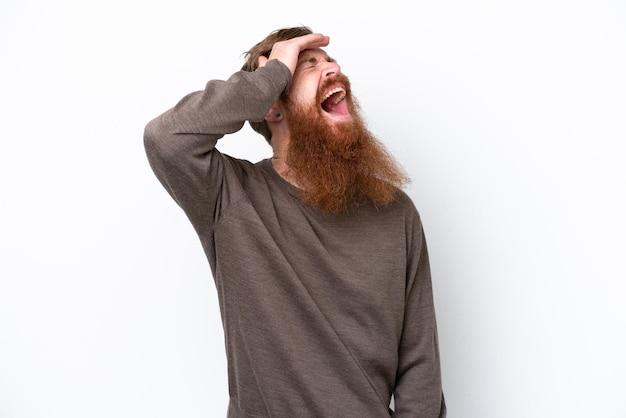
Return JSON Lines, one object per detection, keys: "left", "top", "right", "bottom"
{"left": 393, "top": 215, "right": 446, "bottom": 417}
{"left": 143, "top": 59, "right": 292, "bottom": 233}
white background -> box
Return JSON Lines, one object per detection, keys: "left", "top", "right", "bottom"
{"left": 1, "top": 1, "right": 625, "bottom": 417}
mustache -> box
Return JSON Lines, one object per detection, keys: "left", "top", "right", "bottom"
{"left": 318, "top": 73, "right": 352, "bottom": 97}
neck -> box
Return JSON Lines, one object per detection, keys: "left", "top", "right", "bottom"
{"left": 270, "top": 134, "right": 300, "bottom": 187}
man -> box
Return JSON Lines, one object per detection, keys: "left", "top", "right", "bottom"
{"left": 144, "top": 26, "right": 446, "bottom": 417}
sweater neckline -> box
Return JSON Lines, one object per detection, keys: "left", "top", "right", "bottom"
{"left": 260, "top": 158, "right": 300, "bottom": 197}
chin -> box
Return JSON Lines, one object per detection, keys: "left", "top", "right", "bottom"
{"left": 322, "top": 111, "right": 352, "bottom": 124}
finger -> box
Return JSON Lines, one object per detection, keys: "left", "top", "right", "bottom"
{"left": 298, "top": 33, "right": 330, "bottom": 50}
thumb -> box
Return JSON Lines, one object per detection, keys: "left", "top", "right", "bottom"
{"left": 257, "top": 55, "right": 269, "bottom": 68}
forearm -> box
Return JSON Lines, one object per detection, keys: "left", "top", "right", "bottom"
{"left": 144, "top": 59, "right": 291, "bottom": 164}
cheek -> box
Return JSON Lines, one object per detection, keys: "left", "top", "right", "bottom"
{"left": 290, "top": 76, "right": 319, "bottom": 101}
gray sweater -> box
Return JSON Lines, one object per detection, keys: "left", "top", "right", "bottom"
{"left": 144, "top": 59, "right": 445, "bottom": 417}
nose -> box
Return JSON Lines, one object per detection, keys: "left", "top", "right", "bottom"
{"left": 323, "top": 61, "right": 341, "bottom": 78}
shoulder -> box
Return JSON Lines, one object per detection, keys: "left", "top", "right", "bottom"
{"left": 392, "top": 189, "right": 421, "bottom": 219}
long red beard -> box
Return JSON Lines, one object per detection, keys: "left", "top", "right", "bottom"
{"left": 284, "top": 75, "right": 410, "bottom": 214}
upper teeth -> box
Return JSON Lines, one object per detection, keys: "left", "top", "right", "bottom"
{"left": 323, "top": 88, "right": 346, "bottom": 104}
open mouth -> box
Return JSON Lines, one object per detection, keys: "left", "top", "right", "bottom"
{"left": 321, "top": 87, "right": 350, "bottom": 117}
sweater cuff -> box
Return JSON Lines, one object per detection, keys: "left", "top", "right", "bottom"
{"left": 264, "top": 59, "right": 293, "bottom": 96}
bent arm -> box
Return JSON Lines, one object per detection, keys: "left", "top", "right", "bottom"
{"left": 143, "top": 59, "right": 292, "bottom": 230}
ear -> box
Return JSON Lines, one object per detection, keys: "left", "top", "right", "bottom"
{"left": 264, "top": 104, "right": 284, "bottom": 123}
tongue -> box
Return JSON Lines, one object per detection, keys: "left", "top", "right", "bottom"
{"left": 322, "top": 93, "right": 349, "bottom": 115}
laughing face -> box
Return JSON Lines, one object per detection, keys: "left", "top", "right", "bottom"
{"left": 287, "top": 48, "right": 353, "bottom": 125}
{"left": 280, "top": 48, "right": 409, "bottom": 214}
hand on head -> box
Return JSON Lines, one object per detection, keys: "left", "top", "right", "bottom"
{"left": 257, "top": 33, "right": 330, "bottom": 75}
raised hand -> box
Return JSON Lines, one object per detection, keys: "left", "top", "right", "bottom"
{"left": 257, "top": 33, "right": 330, "bottom": 76}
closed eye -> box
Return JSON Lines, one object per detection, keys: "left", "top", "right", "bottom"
{"left": 297, "top": 54, "right": 336, "bottom": 70}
